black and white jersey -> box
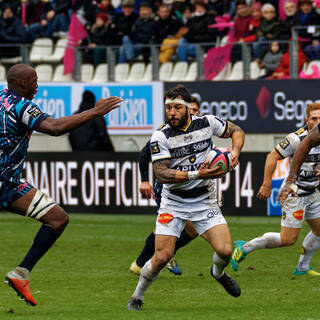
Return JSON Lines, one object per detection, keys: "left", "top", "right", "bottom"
{"left": 150, "top": 114, "right": 227, "bottom": 211}
{"left": 275, "top": 126, "right": 320, "bottom": 196}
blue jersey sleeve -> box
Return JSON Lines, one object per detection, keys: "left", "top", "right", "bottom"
{"left": 15, "top": 100, "right": 49, "bottom": 131}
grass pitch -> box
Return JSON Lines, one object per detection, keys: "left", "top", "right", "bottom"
{"left": 0, "top": 213, "right": 318, "bottom": 320}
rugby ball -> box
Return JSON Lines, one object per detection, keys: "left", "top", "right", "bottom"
{"left": 206, "top": 147, "right": 232, "bottom": 173}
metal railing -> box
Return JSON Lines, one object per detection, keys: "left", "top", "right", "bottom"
{"left": 0, "top": 32, "right": 309, "bottom": 81}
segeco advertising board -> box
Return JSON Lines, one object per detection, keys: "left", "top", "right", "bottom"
{"left": 0, "top": 82, "right": 164, "bottom": 135}
{"left": 165, "top": 80, "right": 320, "bottom": 133}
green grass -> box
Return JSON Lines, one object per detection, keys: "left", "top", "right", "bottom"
{"left": 0, "top": 213, "right": 318, "bottom": 320}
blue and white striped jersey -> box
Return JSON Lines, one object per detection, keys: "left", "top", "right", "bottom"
{"left": 0, "top": 89, "right": 49, "bottom": 183}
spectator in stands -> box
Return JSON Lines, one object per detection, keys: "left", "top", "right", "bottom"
{"left": 292, "top": 0, "right": 320, "bottom": 44}
{"left": 177, "top": 0, "right": 217, "bottom": 62}
{"left": 243, "top": 2, "right": 262, "bottom": 42}
{"left": 153, "top": 3, "right": 183, "bottom": 44}
{"left": 69, "top": 91, "right": 114, "bottom": 152}
{"left": 0, "top": 6, "right": 26, "bottom": 58}
{"left": 252, "top": 3, "right": 280, "bottom": 60}
{"left": 96, "top": 0, "right": 115, "bottom": 19}
{"left": 258, "top": 41, "right": 283, "bottom": 77}
{"left": 268, "top": 42, "right": 306, "bottom": 79}
{"left": 230, "top": 1, "right": 251, "bottom": 63}
{"left": 0, "top": 0, "right": 20, "bottom": 15}
{"left": 304, "top": 38, "right": 320, "bottom": 60}
{"left": 26, "top": 0, "right": 72, "bottom": 42}
{"left": 82, "top": 13, "right": 113, "bottom": 66}
{"left": 73, "top": 0, "right": 100, "bottom": 27}
{"left": 26, "top": 0, "right": 48, "bottom": 27}
{"left": 118, "top": 1, "right": 154, "bottom": 63}
{"left": 279, "top": 0, "right": 298, "bottom": 41}
{"left": 109, "top": 0, "right": 138, "bottom": 46}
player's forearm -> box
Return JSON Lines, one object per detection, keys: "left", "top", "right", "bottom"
{"left": 231, "top": 128, "right": 245, "bottom": 155}
{"left": 262, "top": 152, "right": 279, "bottom": 187}
{"left": 154, "top": 167, "right": 189, "bottom": 183}
{"left": 39, "top": 109, "right": 99, "bottom": 136}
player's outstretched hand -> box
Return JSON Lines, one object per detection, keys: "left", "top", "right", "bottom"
{"left": 140, "top": 181, "right": 155, "bottom": 199}
{"left": 257, "top": 184, "right": 271, "bottom": 200}
{"left": 94, "top": 97, "right": 123, "bottom": 116}
{"left": 198, "top": 161, "right": 226, "bottom": 179}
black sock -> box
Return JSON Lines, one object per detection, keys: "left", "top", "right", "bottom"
{"left": 136, "top": 232, "right": 155, "bottom": 267}
{"left": 174, "top": 229, "right": 193, "bottom": 253}
{"left": 19, "top": 225, "right": 60, "bottom": 271}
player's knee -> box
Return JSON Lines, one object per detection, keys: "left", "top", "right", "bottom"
{"left": 281, "top": 236, "right": 297, "bottom": 247}
{"left": 154, "top": 250, "right": 172, "bottom": 268}
{"left": 216, "top": 243, "right": 232, "bottom": 259}
{"left": 44, "top": 208, "right": 69, "bottom": 234}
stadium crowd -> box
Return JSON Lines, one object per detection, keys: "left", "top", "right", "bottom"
{"left": 1, "top": 0, "right": 320, "bottom": 76}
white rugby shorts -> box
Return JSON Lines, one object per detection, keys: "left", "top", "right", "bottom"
{"left": 281, "top": 189, "right": 320, "bottom": 228}
{"left": 155, "top": 204, "right": 227, "bottom": 237}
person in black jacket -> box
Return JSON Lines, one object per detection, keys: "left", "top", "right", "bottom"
{"left": 0, "top": 6, "right": 26, "bottom": 58}
{"left": 109, "top": 0, "right": 138, "bottom": 45}
{"left": 69, "top": 91, "right": 114, "bottom": 152}
{"left": 177, "top": 0, "right": 217, "bottom": 61}
{"left": 118, "top": 1, "right": 154, "bottom": 63}
{"left": 153, "top": 3, "right": 183, "bottom": 44}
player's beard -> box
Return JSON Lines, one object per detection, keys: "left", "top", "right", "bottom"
{"left": 167, "top": 109, "right": 189, "bottom": 130}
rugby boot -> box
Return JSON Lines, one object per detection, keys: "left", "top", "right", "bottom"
{"left": 232, "top": 240, "right": 247, "bottom": 271}
{"left": 129, "top": 261, "right": 142, "bottom": 276}
{"left": 211, "top": 268, "right": 241, "bottom": 298}
{"left": 166, "top": 255, "right": 182, "bottom": 275}
{"left": 5, "top": 267, "right": 37, "bottom": 306}
{"left": 127, "top": 297, "right": 143, "bottom": 310}
{"left": 293, "top": 266, "right": 320, "bottom": 276}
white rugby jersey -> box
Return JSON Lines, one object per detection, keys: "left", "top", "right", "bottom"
{"left": 275, "top": 126, "right": 320, "bottom": 196}
{"left": 150, "top": 114, "right": 227, "bottom": 211}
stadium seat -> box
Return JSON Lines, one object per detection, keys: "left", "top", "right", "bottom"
{"left": 185, "top": 62, "right": 197, "bottom": 81}
{"left": 92, "top": 63, "right": 108, "bottom": 83}
{"left": 35, "top": 64, "right": 53, "bottom": 82}
{"left": 169, "top": 62, "right": 188, "bottom": 81}
{"left": 80, "top": 63, "right": 94, "bottom": 82}
{"left": 159, "top": 62, "right": 173, "bottom": 81}
{"left": 250, "top": 61, "right": 261, "bottom": 79}
{"left": 29, "top": 38, "right": 53, "bottom": 63}
{"left": 142, "top": 63, "right": 152, "bottom": 81}
{"left": 212, "top": 62, "right": 231, "bottom": 81}
{"left": 220, "top": 35, "right": 229, "bottom": 47}
{"left": 127, "top": 62, "right": 145, "bottom": 82}
{"left": 1, "top": 56, "right": 22, "bottom": 64}
{"left": 0, "top": 65, "right": 6, "bottom": 81}
{"left": 45, "top": 38, "right": 67, "bottom": 63}
{"left": 115, "top": 63, "right": 129, "bottom": 82}
{"left": 52, "top": 64, "right": 73, "bottom": 82}
{"left": 227, "top": 61, "right": 243, "bottom": 80}
{"left": 259, "top": 68, "right": 266, "bottom": 77}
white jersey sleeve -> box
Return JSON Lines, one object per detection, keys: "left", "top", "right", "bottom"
{"left": 150, "top": 130, "right": 171, "bottom": 162}
{"left": 206, "top": 115, "right": 228, "bottom": 137}
{"left": 275, "top": 132, "right": 301, "bottom": 159}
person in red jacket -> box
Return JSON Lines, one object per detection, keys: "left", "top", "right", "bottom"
{"left": 268, "top": 42, "right": 306, "bottom": 79}
{"left": 243, "top": 2, "right": 262, "bottom": 43}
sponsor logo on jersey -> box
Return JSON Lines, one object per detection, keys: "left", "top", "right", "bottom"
{"left": 293, "top": 209, "right": 304, "bottom": 220}
{"left": 27, "top": 106, "right": 43, "bottom": 118}
{"left": 184, "top": 134, "right": 192, "bottom": 142}
{"left": 174, "top": 164, "right": 201, "bottom": 171}
{"left": 282, "top": 211, "right": 286, "bottom": 220}
{"left": 151, "top": 141, "right": 160, "bottom": 154}
{"left": 279, "top": 138, "right": 290, "bottom": 150}
{"left": 301, "top": 246, "right": 305, "bottom": 254}
{"left": 207, "top": 209, "right": 219, "bottom": 218}
{"left": 189, "top": 155, "right": 196, "bottom": 163}
{"left": 158, "top": 213, "right": 174, "bottom": 224}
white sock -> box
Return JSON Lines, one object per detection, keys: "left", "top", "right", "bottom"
{"left": 243, "top": 232, "right": 281, "bottom": 254}
{"left": 211, "top": 252, "right": 229, "bottom": 279}
{"left": 132, "top": 260, "right": 158, "bottom": 300}
{"left": 297, "top": 231, "right": 320, "bottom": 271}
